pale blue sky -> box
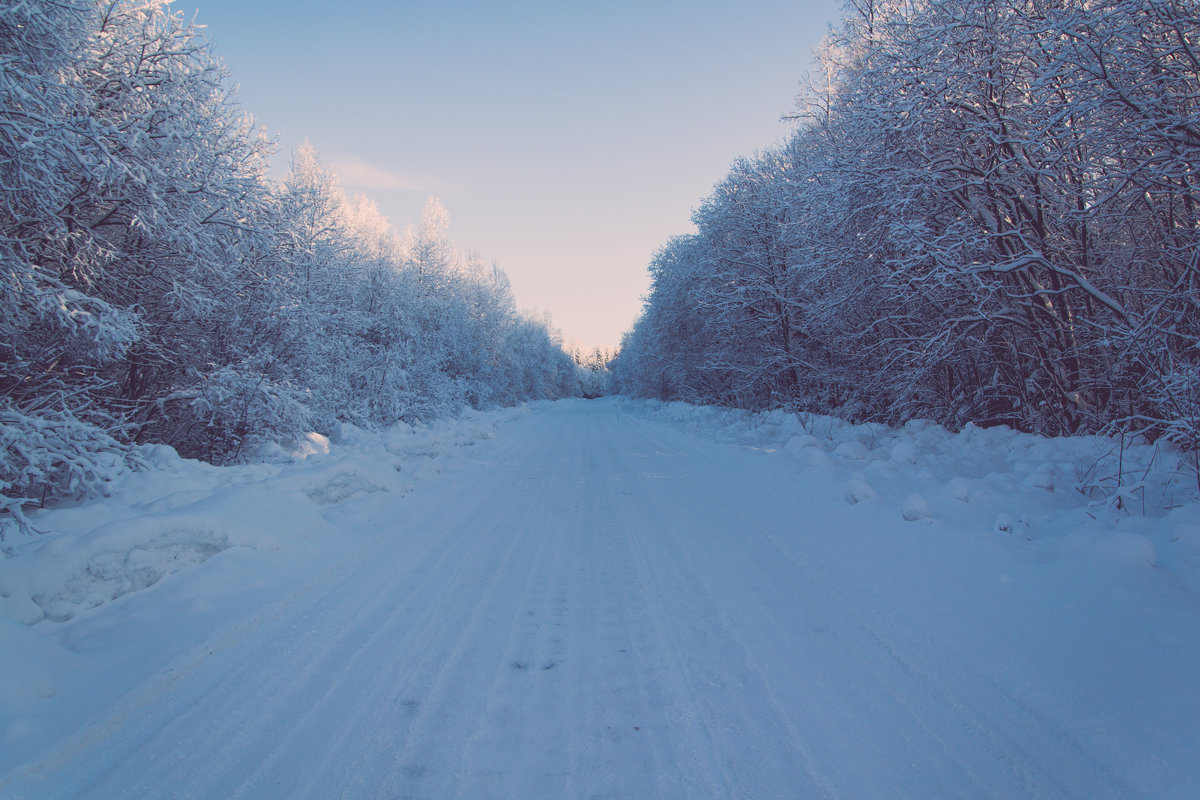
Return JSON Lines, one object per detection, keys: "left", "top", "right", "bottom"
{"left": 187, "top": 0, "right": 844, "bottom": 350}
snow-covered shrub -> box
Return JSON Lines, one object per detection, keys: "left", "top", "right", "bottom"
{"left": 165, "top": 366, "right": 313, "bottom": 465}
{"left": 1148, "top": 364, "right": 1200, "bottom": 492}
{"left": 0, "top": 401, "right": 139, "bottom": 538}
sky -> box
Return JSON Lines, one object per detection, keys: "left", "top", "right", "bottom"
{"left": 184, "top": 0, "right": 845, "bottom": 352}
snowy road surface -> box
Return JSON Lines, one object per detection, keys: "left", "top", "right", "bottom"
{"left": 3, "top": 399, "right": 1197, "bottom": 798}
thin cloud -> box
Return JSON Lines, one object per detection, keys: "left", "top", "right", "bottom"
{"left": 330, "top": 156, "right": 428, "bottom": 192}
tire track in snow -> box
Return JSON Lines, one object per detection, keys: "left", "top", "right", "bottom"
{"left": 5, "top": 429, "right": 540, "bottom": 798}
{"left": 612, "top": 416, "right": 839, "bottom": 798}
{"left": 0, "top": 400, "right": 1153, "bottom": 798}
{"left": 613, "top": 410, "right": 1130, "bottom": 798}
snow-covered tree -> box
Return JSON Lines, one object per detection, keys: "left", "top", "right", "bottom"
{"left": 1, "top": 0, "right": 278, "bottom": 515}
{"left": 2, "top": 1, "right": 578, "bottom": 534}
{"left": 620, "top": 0, "right": 1199, "bottom": 456}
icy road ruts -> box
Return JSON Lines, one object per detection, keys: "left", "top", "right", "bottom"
{"left": 2, "top": 399, "right": 1196, "bottom": 798}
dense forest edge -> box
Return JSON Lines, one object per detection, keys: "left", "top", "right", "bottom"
{"left": 1, "top": 0, "right": 583, "bottom": 534}
{"left": 612, "top": 0, "right": 1199, "bottom": 491}
{"left": 5, "top": 0, "right": 1200, "bottom": 535}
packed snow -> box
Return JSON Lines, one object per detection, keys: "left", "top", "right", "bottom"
{"left": 1, "top": 398, "right": 1197, "bottom": 797}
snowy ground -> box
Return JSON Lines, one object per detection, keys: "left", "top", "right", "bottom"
{"left": 1, "top": 398, "right": 1198, "bottom": 798}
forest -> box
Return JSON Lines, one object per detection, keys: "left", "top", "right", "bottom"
{"left": 5, "top": 0, "right": 1200, "bottom": 530}
{"left": 2, "top": 2, "right": 1198, "bottom": 790}
{"left": 614, "top": 0, "right": 1199, "bottom": 470}
{"left": 1, "top": 0, "right": 580, "bottom": 528}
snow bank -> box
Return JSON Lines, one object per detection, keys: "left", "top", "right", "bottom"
{"left": 0, "top": 403, "right": 533, "bottom": 762}
{"left": 0, "top": 406, "right": 527, "bottom": 629}
{"left": 621, "top": 398, "right": 1200, "bottom": 587}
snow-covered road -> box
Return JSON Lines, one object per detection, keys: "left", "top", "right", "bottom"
{"left": 3, "top": 399, "right": 1197, "bottom": 798}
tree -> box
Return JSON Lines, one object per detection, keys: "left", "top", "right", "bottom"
{"left": 620, "top": 0, "right": 1198, "bottom": 459}
{"left": 2, "top": 1, "right": 581, "bottom": 534}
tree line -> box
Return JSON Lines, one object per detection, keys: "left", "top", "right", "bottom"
{"left": 614, "top": 0, "right": 1199, "bottom": 461}
{"left": 2, "top": 0, "right": 578, "bottom": 529}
